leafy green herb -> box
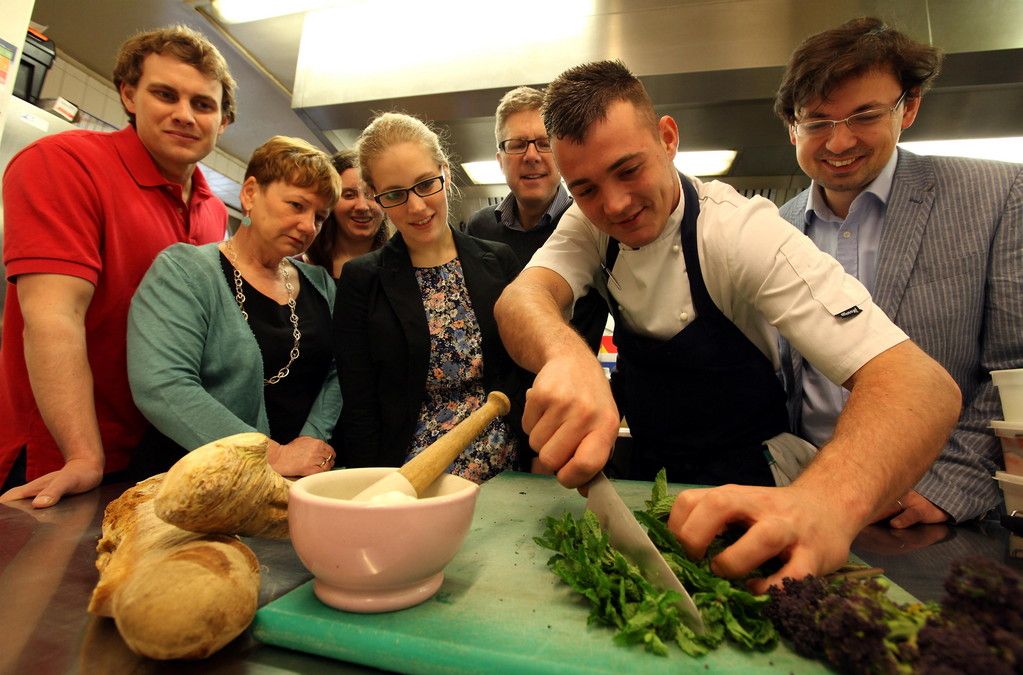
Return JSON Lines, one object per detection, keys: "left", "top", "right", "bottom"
{"left": 534, "top": 470, "right": 777, "bottom": 657}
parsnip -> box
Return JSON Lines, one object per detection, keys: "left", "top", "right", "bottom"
{"left": 88, "top": 476, "right": 259, "bottom": 660}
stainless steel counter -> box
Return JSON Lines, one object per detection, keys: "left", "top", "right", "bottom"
{"left": 0, "top": 483, "right": 372, "bottom": 674}
{"left": 0, "top": 479, "right": 1018, "bottom": 673}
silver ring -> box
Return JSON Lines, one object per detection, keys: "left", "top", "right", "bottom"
{"left": 318, "top": 458, "right": 327, "bottom": 468}
{"left": 896, "top": 498, "right": 905, "bottom": 510}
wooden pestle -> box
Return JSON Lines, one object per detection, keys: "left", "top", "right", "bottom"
{"left": 353, "top": 391, "right": 511, "bottom": 501}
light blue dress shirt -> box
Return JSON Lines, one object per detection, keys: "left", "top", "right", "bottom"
{"left": 800, "top": 151, "right": 898, "bottom": 448}
{"left": 495, "top": 184, "right": 572, "bottom": 231}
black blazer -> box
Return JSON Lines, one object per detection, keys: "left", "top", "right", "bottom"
{"left": 333, "top": 227, "right": 530, "bottom": 469}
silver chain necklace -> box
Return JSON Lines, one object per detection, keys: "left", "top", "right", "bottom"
{"left": 224, "top": 239, "right": 301, "bottom": 385}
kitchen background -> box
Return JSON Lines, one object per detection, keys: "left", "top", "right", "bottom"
{"left": 2, "top": 0, "right": 1022, "bottom": 224}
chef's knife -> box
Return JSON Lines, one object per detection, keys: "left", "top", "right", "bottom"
{"left": 586, "top": 472, "right": 705, "bottom": 634}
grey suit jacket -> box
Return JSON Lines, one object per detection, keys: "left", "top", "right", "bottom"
{"left": 779, "top": 148, "right": 1023, "bottom": 522}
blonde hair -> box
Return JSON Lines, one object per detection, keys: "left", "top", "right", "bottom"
{"left": 357, "top": 112, "right": 451, "bottom": 193}
{"left": 245, "top": 136, "right": 341, "bottom": 209}
{"left": 494, "top": 86, "right": 545, "bottom": 145}
{"left": 113, "top": 24, "right": 237, "bottom": 125}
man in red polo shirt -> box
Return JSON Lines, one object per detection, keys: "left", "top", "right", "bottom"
{"left": 0, "top": 25, "right": 236, "bottom": 507}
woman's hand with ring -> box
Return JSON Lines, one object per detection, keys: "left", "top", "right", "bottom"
{"left": 268, "top": 437, "right": 336, "bottom": 477}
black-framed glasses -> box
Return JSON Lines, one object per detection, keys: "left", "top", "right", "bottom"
{"left": 374, "top": 174, "right": 445, "bottom": 208}
{"left": 498, "top": 137, "right": 552, "bottom": 154}
{"left": 792, "top": 90, "right": 909, "bottom": 138}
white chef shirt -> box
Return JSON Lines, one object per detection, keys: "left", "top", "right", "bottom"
{"left": 526, "top": 175, "right": 907, "bottom": 387}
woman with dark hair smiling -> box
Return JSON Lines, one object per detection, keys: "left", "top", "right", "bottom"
{"left": 304, "top": 149, "right": 389, "bottom": 278}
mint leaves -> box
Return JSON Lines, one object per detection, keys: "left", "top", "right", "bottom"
{"left": 534, "top": 470, "right": 777, "bottom": 657}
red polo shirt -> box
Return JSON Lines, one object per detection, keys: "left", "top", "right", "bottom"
{"left": 0, "top": 126, "right": 227, "bottom": 484}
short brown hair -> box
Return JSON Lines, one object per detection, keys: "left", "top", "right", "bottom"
{"left": 774, "top": 17, "right": 943, "bottom": 124}
{"left": 245, "top": 136, "right": 341, "bottom": 210}
{"left": 331, "top": 148, "right": 358, "bottom": 175}
{"left": 494, "top": 86, "right": 545, "bottom": 145}
{"left": 113, "top": 25, "right": 237, "bottom": 125}
{"left": 542, "top": 60, "right": 657, "bottom": 143}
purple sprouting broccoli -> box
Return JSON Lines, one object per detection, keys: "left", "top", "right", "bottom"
{"left": 766, "top": 558, "right": 1022, "bottom": 674}
{"left": 915, "top": 617, "right": 1016, "bottom": 675}
{"left": 767, "top": 575, "right": 938, "bottom": 674}
{"left": 942, "top": 556, "right": 1022, "bottom": 629}
{"left": 766, "top": 575, "right": 923, "bottom": 672}
{"left": 937, "top": 557, "right": 1022, "bottom": 672}
{"left": 816, "top": 591, "right": 897, "bottom": 674}
{"left": 765, "top": 576, "right": 828, "bottom": 657}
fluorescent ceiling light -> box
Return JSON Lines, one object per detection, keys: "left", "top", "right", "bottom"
{"left": 898, "top": 137, "right": 1023, "bottom": 163}
{"left": 296, "top": 1, "right": 594, "bottom": 106}
{"left": 211, "top": 0, "right": 333, "bottom": 24}
{"left": 462, "top": 161, "right": 506, "bottom": 185}
{"left": 465, "top": 150, "right": 738, "bottom": 185}
{"left": 672, "top": 150, "right": 736, "bottom": 177}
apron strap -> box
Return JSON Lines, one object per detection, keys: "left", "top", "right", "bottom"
{"left": 603, "top": 173, "right": 727, "bottom": 329}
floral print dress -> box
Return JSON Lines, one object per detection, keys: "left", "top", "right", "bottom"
{"left": 407, "top": 258, "right": 518, "bottom": 483}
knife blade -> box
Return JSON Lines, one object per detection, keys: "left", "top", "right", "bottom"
{"left": 586, "top": 472, "right": 705, "bottom": 634}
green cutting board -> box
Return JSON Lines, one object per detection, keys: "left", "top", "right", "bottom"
{"left": 253, "top": 472, "right": 895, "bottom": 673}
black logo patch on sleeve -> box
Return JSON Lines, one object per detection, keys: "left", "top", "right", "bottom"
{"left": 836, "top": 306, "right": 862, "bottom": 319}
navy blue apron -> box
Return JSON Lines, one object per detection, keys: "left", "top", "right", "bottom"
{"left": 606, "top": 175, "right": 787, "bottom": 486}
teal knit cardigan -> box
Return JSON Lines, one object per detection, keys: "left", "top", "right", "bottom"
{"left": 127, "top": 242, "right": 340, "bottom": 451}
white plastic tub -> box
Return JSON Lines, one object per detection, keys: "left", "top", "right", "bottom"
{"left": 991, "top": 420, "right": 1023, "bottom": 476}
{"left": 991, "top": 368, "right": 1023, "bottom": 422}
{"left": 995, "top": 470, "right": 1023, "bottom": 515}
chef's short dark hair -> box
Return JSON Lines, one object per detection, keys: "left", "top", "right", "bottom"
{"left": 542, "top": 60, "right": 657, "bottom": 143}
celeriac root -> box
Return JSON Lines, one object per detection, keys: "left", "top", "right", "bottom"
{"left": 153, "top": 432, "right": 291, "bottom": 539}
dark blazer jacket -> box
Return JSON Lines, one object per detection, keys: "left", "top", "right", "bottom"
{"left": 779, "top": 149, "right": 1023, "bottom": 521}
{"left": 333, "top": 227, "right": 530, "bottom": 469}
{"left": 465, "top": 197, "right": 609, "bottom": 354}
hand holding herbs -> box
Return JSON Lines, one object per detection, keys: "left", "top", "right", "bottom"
{"left": 535, "top": 470, "right": 1022, "bottom": 673}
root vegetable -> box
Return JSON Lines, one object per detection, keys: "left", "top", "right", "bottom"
{"left": 87, "top": 476, "right": 259, "bottom": 660}
{"left": 154, "top": 432, "right": 291, "bottom": 539}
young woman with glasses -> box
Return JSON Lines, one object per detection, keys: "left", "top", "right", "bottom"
{"left": 332, "top": 112, "right": 531, "bottom": 483}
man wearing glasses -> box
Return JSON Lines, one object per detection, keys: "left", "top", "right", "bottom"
{"left": 466, "top": 86, "right": 607, "bottom": 352}
{"left": 776, "top": 17, "right": 1023, "bottom": 528}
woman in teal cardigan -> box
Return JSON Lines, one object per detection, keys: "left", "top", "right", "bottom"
{"left": 127, "top": 136, "right": 342, "bottom": 478}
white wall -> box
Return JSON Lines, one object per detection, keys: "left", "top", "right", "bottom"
{"left": 0, "top": 0, "right": 34, "bottom": 148}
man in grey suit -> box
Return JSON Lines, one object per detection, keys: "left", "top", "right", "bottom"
{"left": 775, "top": 17, "right": 1023, "bottom": 527}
